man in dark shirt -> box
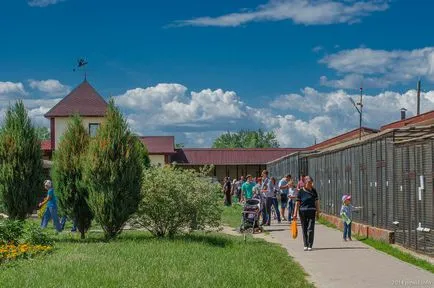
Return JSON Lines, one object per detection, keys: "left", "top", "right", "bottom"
{"left": 293, "top": 176, "right": 320, "bottom": 251}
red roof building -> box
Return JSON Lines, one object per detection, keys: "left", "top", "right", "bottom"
{"left": 44, "top": 80, "right": 108, "bottom": 151}
{"left": 308, "top": 127, "right": 378, "bottom": 151}
{"left": 44, "top": 80, "right": 107, "bottom": 117}
{"left": 172, "top": 148, "right": 303, "bottom": 165}
{"left": 139, "top": 136, "right": 176, "bottom": 155}
{"left": 380, "top": 110, "right": 434, "bottom": 131}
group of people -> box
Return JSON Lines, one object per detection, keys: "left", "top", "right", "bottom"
{"left": 223, "top": 171, "right": 320, "bottom": 251}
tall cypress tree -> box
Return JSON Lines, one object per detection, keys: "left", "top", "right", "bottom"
{"left": 84, "top": 99, "right": 147, "bottom": 240}
{"left": 0, "top": 100, "right": 43, "bottom": 220}
{"left": 52, "top": 115, "right": 93, "bottom": 239}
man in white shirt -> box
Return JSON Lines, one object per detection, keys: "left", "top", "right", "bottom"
{"left": 278, "top": 174, "right": 292, "bottom": 222}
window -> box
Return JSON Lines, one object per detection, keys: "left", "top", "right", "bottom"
{"left": 89, "top": 123, "right": 100, "bottom": 137}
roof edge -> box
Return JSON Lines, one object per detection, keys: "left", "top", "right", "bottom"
{"left": 380, "top": 110, "right": 434, "bottom": 130}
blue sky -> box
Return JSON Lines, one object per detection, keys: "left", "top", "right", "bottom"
{"left": 1, "top": 0, "right": 434, "bottom": 147}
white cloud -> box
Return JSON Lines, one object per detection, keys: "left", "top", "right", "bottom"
{"left": 312, "top": 46, "right": 323, "bottom": 53}
{"left": 0, "top": 96, "right": 59, "bottom": 128}
{"left": 28, "top": 79, "right": 70, "bottom": 97}
{"left": 320, "top": 47, "right": 434, "bottom": 88}
{"left": 2, "top": 80, "right": 433, "bottom": 149}
{"left": 269, "top": 87, "right": 434, "bottom": 134}
{"left": 114, "top": 83, "right": 245, "bottom": 127}
{"left": 28, "top": 0, "right": 65, "bottom": 7}
{"left": 0, "top": 82, "right": 27, "bottom": 98}
{"left": 175, "top": 0, "right": 389, "bottom": 27}
{"left": 115, "top": 83, "right": 434, "bottom": 148}
{"left": 320, "top": 74, "right": 391, "bottom": 89}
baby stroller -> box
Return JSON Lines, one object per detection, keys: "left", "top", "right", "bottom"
{"left": 240, "top": 198, "right": 263, "bottom": 237}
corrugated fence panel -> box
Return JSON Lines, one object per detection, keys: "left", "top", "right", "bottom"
{"left": 266, "top": 133, "right": 433, "bottom": 255}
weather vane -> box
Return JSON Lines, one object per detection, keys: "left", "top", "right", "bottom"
{"left": 73, "top": 58, "right": 89, "bottom": 80}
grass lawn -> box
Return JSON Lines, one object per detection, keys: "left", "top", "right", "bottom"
{"left": 221, "top": 204, "right": 243, "bottom": 228}
{"left": 0, "top": 229, "right": 314, "bottom": 288}
{"left": 318, "top": 216, "right": 434, "bottom": 274}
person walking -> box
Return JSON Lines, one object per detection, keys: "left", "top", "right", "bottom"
{"left": 296, "top": 174, "right": 306, "bottom": 191}
{"left": 242, "top": 175, "right": 255, "bottom": 200}
{"left": 270, "top": 177, "right": 281, "bottom": 224}
{"left": 253, "top": 177, "right": 267, "bottom": 225}
{"left": 287, "top": 180, "right": 296, "bottom": 224}
{"left": 39, "top": 180, "right": 62, "bottom": 232}
{"left": 260, "top": 170, "right": 272, "bottom": 226}
{"left": 235, "top": 176, "right": 244, "bottom": 203}
{"left": 278, "top": 174, "right": 292, "bottom": 221}
{"left": 223, "top": 177, "right": 232, "bottom": 206}
{"left": 293, "top": 176, "right": 320, "bottom": 251}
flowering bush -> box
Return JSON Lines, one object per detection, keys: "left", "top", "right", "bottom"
{"left": 0, "top": 220, "right": 53, "bottom": 263}
{"left": 0, "top": 243, "right": 52, "bottom": 263}
{"left": 134, "top": 166, "right": 222, "bottom": 237}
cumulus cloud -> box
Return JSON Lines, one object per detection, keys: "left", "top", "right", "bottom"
{"left": 175, "top": 0, "right": 389, "bottom": 27}
{"left": 0, "top": 92, "right": 59, "bottom": 127}
{"left": 28, "top": 79, "right": 70, "bottom": 97}
{"left": 28, "top": 0, "right": 65, "bottom": 7}
{"left": 320, "top": 74, "right": 391, "bottom": 89}
{"left": 115, "top": 83, "right": 434, "bottom": 148}
{"left": 2, "top": 79, "right": 433, "bottom": 148}
{"left": 270, "top": 87, "right": 434, "bottom": 132}
{"left": 0, "top": 81, "right": 27, "bottom": 98}
{"left": 114, "top": 83, "right": 245, "bottom": 127}
{"left": 320, "top": 47, "right": 434, "bottom": 88}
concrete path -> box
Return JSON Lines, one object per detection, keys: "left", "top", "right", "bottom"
{"left": 229, "top": 222, "right": 434, "bottom": 288}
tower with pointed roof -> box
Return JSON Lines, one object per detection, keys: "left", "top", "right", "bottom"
{"left": 44, "top": 80, "right": 108, "bottom": 150}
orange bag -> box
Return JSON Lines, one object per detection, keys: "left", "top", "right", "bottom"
{"left": 291, "top": 220, "right": 298, "bottom": 239}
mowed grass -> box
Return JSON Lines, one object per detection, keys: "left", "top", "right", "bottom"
{"left": 0, "top": 230, "right": 314, "bottom": 288}
{"left": 221, "top": 204, "right": 243, "bottom": 228}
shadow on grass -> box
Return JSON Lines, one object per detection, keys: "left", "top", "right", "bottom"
{"left": 51, "top": 230, "right": 235, "bottom": 248}
{"left": 174, "top": 233, "right": 233, "bottom": 248}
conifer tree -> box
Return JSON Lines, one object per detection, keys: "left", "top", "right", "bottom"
{"left": 0, "top": 100, "right": 43, "bottom": 220}
{"left": 52, "top": 115, "right": 92, "bottom": 239}
{"left": 84, "top": 99, "right": 147, "bottom": 240}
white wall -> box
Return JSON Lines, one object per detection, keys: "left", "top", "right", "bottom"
{"left": 54, "top": 116, "right": 105, "bottom": 149}
{"left": 149, "top": 155, "right": 166, "bottom": 166}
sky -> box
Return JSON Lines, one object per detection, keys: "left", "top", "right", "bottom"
{"left": 1, "top": 0, "right": 434, "bottom": 147}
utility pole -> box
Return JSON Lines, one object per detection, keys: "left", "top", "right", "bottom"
{"left": 349, "top": 87, "right": 364, "bottom": 140}
{"left": 359, "top": 87, "right": 363, "bottom": 140}
{"left": 417, "top": 80, "right": 421, "bottom": 115}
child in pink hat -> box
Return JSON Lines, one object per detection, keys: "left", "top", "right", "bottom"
{"left": 340, "top": 195, "right": 362, "bottom": 241}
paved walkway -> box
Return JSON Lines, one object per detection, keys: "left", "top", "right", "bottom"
{"left": 226, "top": 222, "right": 434, "bottom": 288}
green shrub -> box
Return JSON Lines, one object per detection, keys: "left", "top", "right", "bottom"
{"left": 22, "top": 222, "right": 53, "bottom": 246}
{"left": 0, "top": 100, "right": 43, "bottom": 220}
{"left": 85, "top": 100, "right": 147, "bottom": 240}
{"left": 0, "top": 220, "right": 24, "bottom": 244}
{"left": 134, "top": 166, "right": 222, "bottom": 237}
{"left": 52, "top": 115, "right": 93, "bottom": 239}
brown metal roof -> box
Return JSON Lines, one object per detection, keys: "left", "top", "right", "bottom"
{"left": 380, "top": 110, "right": 434, "bottom": 131}
{"left": 172, "top": 148, "right": 304, "bottom": 165}
{"left": 44, "top": 80, "right": 107, "bottom": 118}
{"left": 140, "top": 136, "right": 175, "bottom": 154}
{"left": 307, "top": 127, "right": 378, "bottom": 151}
